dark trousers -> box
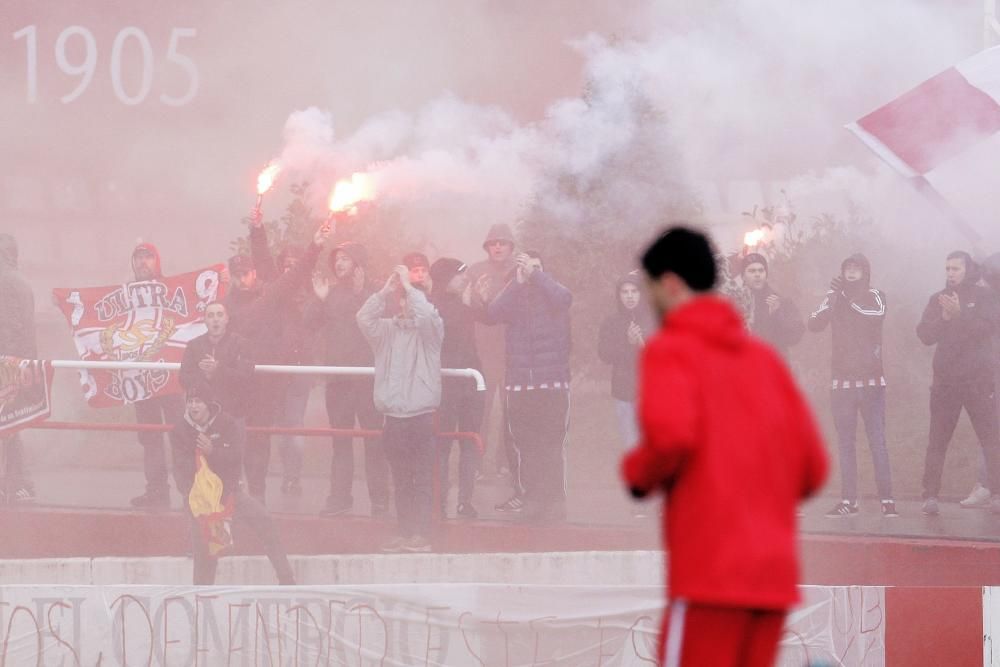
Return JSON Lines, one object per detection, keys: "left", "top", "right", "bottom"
{"left": 830, "top": 385, "right": 893, "bottom": 501}
{"left": 325, "top": 379, "right": 389, "bottom": 507}
{"left": 506, "top": 388, "right": 569, "bottom": 505}
{"left": 923, "top": 380, "right": 1000, "bottom": 499}
{"left": 277, "top": 376, "right": 311, "bottom": 482}
{"left": 383, "top": 413, "right": 436, "bottom": 538}
{"left": 480, "top": 364, "right": 518, "bottom": 479}
{"left": 134, "top": 393, "right": 184, "bottom": 494}
{"left": 190, "top": 491, "right": 294, "bottom": 585}
{"left": 437, "top": 382, "right": 484, "bottom": 507}
{"left": 244, "top": 382, "right": 278, "bottom": 504}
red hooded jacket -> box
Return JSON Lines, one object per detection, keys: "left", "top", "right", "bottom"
{"left": 622, "top": 296, "right": 827, "bottom": 610}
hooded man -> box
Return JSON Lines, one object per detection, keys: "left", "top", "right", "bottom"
{"left": 223, "top": 221, "right": 330, "bottom": 504}
{"left": 306, "top": 241, "right": 389, "bottom": 517}
{"left": 487, "top": 250, "right": 572, "bottom": 522}
{"left": 357, "top": 264, "right": 444, "bottom": 552}
{"left": 916, "top": 250, "right": 1000, "bottom": 515}
{"left": 128, "top": 242, "right": 185, "bottom": 509}
{"left": 809, "top": 254, "right": 897, "bottom": 518}
{"left": 622, "top": 227, "right": 827, "bottom": 667}
{"left": 173, "top": 381, "right": 295, "bottom": 585}
{"left": 0, "top": 234, "right": 36, "bottom": 503}
{"left": 430, "top": 257, "right": 485, "bottom": 518}
{"left": 740, "top": 253, "right": 805, "bottom": 356}
{"left": 467, "top": 224, "right": 518, "bottom": 483}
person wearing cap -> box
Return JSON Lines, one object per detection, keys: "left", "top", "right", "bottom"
{"left": 0, "top": 234, "right": 37, "bottom": 504}
{"left": 357, "top": 264, "right": 444, "bottom": 552}
{"left": 597, "top": 270, "right": 655, "bottom": 517}
{"left": 306, "top": 241, "right": 389, "bottom": 517}
{"left": 430, "top": 257, "right": 485, "bottom": 518}
{"left": 223, "top": 221, "right": 331, "bottom": 504}
{"left": 623, "top": 226, "right": 827, "bottom": 667}
{"left": 740, "top": 253, "right": 805, "bottom": 357}
{"left": 467, "top": 224, "right": 519, "bottom": 491}
{"left": 173, "top": 381, "right": 295, "bottom": 585}
{"left": 486, "top": 251, "right": 572, "bottom": 522}
{"left": 917, "top": 250, "right": 1000, "bottom": 516}
{"left": 809, "top": 254, "right": 897, "bottom": 518}
{"left": 246, "top": 210, "right": 315, "bottom": 497}
{"left": 127, "top": 242, "right": 185, "bottom": 509}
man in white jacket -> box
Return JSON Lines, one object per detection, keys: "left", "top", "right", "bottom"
{"left": 357, "top": 265, "right": 444, "bottom": 552}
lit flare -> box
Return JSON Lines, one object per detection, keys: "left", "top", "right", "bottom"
{"left": 744, "top": 229, "right": 765, "bottom": 247}
{"left": 256, "top": 164, "right": 281, "bottom": 196}
{"left": 328, "top": 172, "right": 376, "bottom": 216}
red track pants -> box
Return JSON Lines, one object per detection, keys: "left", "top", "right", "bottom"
{"left": 659, "top": 599, "right": 786, "bottom": 667}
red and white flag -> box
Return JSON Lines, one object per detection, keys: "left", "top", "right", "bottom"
{"left": 847, "top": 46, "right": 1000, "bottom": 241}
{"left": 52, "top": 266, "right": 226, "bottom": 407}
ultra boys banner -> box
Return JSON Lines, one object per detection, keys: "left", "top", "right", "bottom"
{"left": 0, "top": 358, "right": 54, "bottom": 434}
{"left": 52, "top": 267, "right": 225, "bottom": 407}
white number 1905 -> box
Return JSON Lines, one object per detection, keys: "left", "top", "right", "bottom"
{"left": 12, "top": 25, "right": 199, "bottom": 106}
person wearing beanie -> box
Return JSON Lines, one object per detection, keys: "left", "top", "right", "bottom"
{"left": 486, "top": 250, "right": 572, "bottom": 522}
{"left": 809, "top": 254, "right": 897, "bottom": 518}
{"left": 623, "top": 226, "right": 827, "bottom": 667}
{"left": 126, "top": 241, "right": 184, "bottom": 510}
{"left": 597, "top": 270, "right": 655, "bottom": 517}
{"left": 466, "top": 223, "right": 519, "bottom": 488}
{"left": 357, "top": 265, "right": 444, "bottom": 552}
{"left": 221, "top": 220, "right": 331, "bottom": 505}
{"left": 305, "top": 240, "right": 390, "bottom": 517}
{"left": 740, "top": 252, "right": 805, "bottom": 357}
{"left": 173, "top": 380, "right": 295, "bottom": 585}
{"left": 430, "top": 257, "right": 484, "bottom": 519}
{"left": 917, "top": 250, "right": 1000, "bottom": 516}
{"left": 0, "top": 234, "right": 37, "bottom": 504}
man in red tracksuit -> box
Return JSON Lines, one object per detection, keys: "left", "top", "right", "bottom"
{"left": 622, "top": 227, "right": 828, "bottom": 667}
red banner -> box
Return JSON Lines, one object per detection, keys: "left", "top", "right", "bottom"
{"left": 0, "top": 358, "right": 54, "bottom": 434}
{"left": 52, "top": 266, "right": 226, "bottom": 407}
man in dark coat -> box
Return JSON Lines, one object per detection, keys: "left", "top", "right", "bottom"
{"left": 0, "top": 234, "right": 37, "bottom": 503}
{"left": 740, "top": 253, "right": 805, "bottom": 356}
{"left": 916, "top": 250, "right": 1000, "bottom": 515}
{"left": 430, "top": 257, "right": 485, "bottom": 518}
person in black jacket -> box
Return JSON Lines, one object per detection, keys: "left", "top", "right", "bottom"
{"left": 487, "top": 251, "right": 572, "bottom": 522}
{"left": 430, "top": 258, "right": 485, "bottom": 519}
{"left": 174, "top": 381, "right": 294, "bottom": 585}
{"left": 127, "top": 242, "right": 185, "bottom": 509}
{"left": 305, "top": 241, "right": 389, "bottom": 517}
{"left": 0, "top": 234, "right": 37, "bottom": 504}
{"left": 223, "top": 221, "right": 330, "bottom": 503}
{"left": 809, "top": 254, "right": 897, "bottom": 518}
{"left": 179, "top": 302, "right": 255, "bottom": 419}
{"left": 917, "top": 251, "right": 1000, "bottom": 515}
{"left": 741, "top": 253, "right": 805, "bottom": 356}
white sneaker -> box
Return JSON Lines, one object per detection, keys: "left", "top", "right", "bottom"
{"left": 960, "top": 483, "right": 991, "bottom": 508}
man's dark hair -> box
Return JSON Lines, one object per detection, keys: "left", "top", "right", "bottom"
{"left": 641, "top": 226, "right": 717, "bottom": 291}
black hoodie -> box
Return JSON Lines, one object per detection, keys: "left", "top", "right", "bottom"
{"left": 0, "top": 234, "right": 35, "bottom": 358}
{"left": 917, "top": 254, "right": 999, "bottom": 385}
{"left": 429, "top": 265, "right": 483, "bottom": 373}
{"left": 808, "top": 254, "right": 886, "bottom": 385}
{"left": 172, "top": 403, "right": 245, "bottom": 498}
{"left": 597, "top": 272, "right": 655, "bottom": 401}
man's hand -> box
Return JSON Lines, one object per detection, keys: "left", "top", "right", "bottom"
{"left": 312, "top": 274, "right": 330, "bottom": 301}
{"left": 352, "top": 266, "right": 366, "bottom": 295}
{"left": 381, "top": 271, "right": 400, "bottom": 296}
{"left": 515, "top": 253, "right": 537, "bottom": 281}
{"left": 314, "top": 220, "right": 333, "bottom": 246}
{"left": 766, "top": 294, "right": 781, "bottom": 315}
{"left": 939, "top": 293, "right": 961, "bottom": 320}
{"left": 627, "top": 322, "right": 644, "bottom": 346}
{"left": 248, "top": 208, "right": 264, "bottom": 229}
{"left": 393, "top": 265, "right": 412, "bottom": 290}
{"left": 198, "top": 354, "right": 218, "bottom": 378}
{"left": 196, "top": 432, "right": 213, "bottom": 455}
{"left": 830, "top": 276, "right": 845, "bottom": 294}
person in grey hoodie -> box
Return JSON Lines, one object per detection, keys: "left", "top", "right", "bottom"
{"left": 0, "top": 234, "right": 36, "bottom": 504}
{"left": 357, "top": 264, "right": 444, "bottom": 552}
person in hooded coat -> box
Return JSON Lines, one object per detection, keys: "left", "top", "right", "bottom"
{"left": 740, "top": 253, "right": 805, "bottom": 357}
{"left": 622, "top": 227, "right": 827, "bottom": 667}
{"left": 128, "top": 242, "right": 185, "bottom": 509}
{"left": 809, "top": 254, "right": 897, "bottom": 518}
{"left": 917, "top": 250, "right": 1000, "bottom": 515}
{"left": 0, "top": 234, "right": 37, "bottom": 503}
